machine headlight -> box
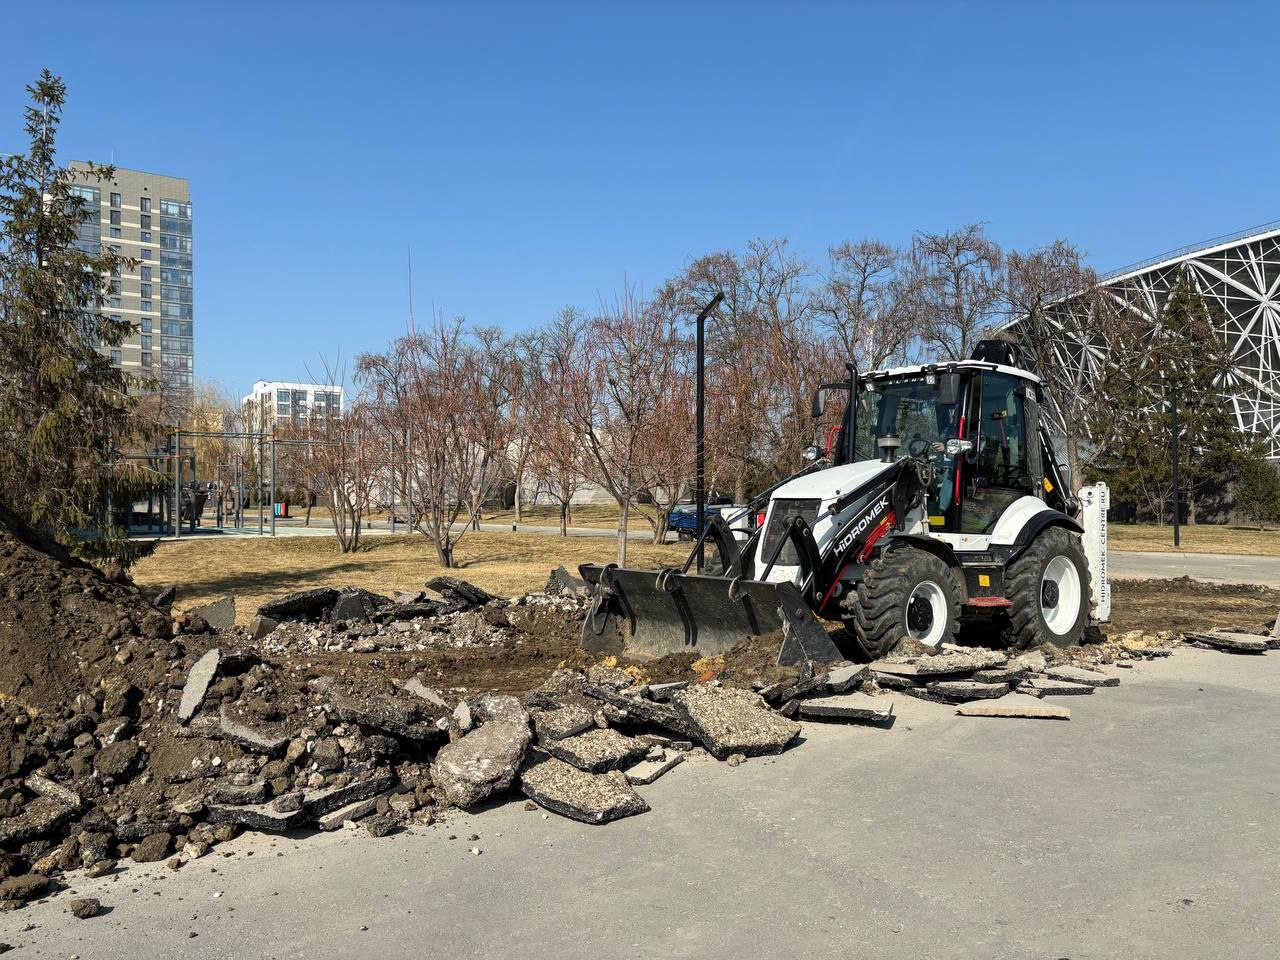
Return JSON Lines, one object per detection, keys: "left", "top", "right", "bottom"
{"left": 762, "top": 499, "right": 820, "bottom": 566}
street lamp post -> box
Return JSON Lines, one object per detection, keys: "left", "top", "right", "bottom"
{"left": 694, "top": 292, "right": 724, "bottom": 572}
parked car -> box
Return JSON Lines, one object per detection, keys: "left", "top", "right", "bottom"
{"left": 667, "top": 502, "right": 752, "bottom": 541}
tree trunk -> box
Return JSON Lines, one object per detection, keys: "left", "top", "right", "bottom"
{"left": 616, "top": 498, "right": 629, "bottom": 566}
{"left": 1064, "top": 434, "right": 1082, "bottom": 493}
{"left": 514, "top": 481, "right": 523, "bottom": 524}
{"left": 559, "top": 499, "right": 569, "bottom": 537}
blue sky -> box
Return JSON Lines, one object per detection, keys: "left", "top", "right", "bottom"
{"left": 2, "top": 1, "right": 1276, "bottom": 398}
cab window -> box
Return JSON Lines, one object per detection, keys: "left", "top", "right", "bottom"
{"left": 962, "top": 373, "right": 1032, "bottom": 533}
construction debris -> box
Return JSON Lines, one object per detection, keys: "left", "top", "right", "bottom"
{"left": 1044, "top": 665, "right": 1120, "bottom": 687}
{"left": 625, "top": 750, "right": 685, "bottom": 785}
{"left": 956, "top": 694, "right": 1072, "bottom": 720}
{"left": 1184, "top": 631, "right": 1270, "bottom": 654}
{"left": 177, "top": 648, "right": 220, "bottom": 723}
{"left": 1019, "top": 676, "right": 1095, "bottom": 696}
{"left": 541, "top": 728, "right": 649, "bottom": 773}
{"left": 431, "top": 722, "right": 531, "bottom": 809}
{"left": 797, "top": 692, "right": 894, "bottom": 723}
{"left": 672, "top": 684, "right": 801, "bottom": 759}
{"left": 519, "top": 755, "right": 649, "bottom": 824}
{"left": 926, "top": 680, "right": 1010, "bottom": 701}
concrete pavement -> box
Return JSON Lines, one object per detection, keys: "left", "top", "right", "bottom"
{"left": 13, "top": 647, "right": 1280, "bottom": 959}
{"left": 1110, "top": 549, "right": 1280, "bottom": 587}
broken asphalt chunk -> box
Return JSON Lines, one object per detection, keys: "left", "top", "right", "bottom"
{"left": 430, "top": 721, "right": 531, "bottom": 809}
{"left": 520, "top": 755, "right": 649, "bottom": 824}
{"left": 797, "top": 692, "right": 894, "bottom": 723}
{"left": 870, "top": 649, "right": 1007, "bottom": 677}
{"left": 1184, "top": 631, "right": 1270, "bottom": 654}
{"left": 673, "top": 684, "right": 801, "bottom": 759}
{"left": 582, "top": 683, "right": 699, "bottom": 739}
{"left": 177, "top": 648, "right": 220, "bottom": 723}
{"left": 926, "top": 680, "right": 1010, "bottom": 701}
{"left": 257, "top": 587, "right": 340, "bottom": 622}
{"left": 541, "top": 728, "right": 649, "bottom": 773}
{"left": 625, "top": 751, "right": 684, "bottom": 785}
{"left": 217, "top": 706, "right": 288, "bottom": 756}
{"left": 1044, "top": 665, "right": 1120, "bottom": 687}
{"left": 1019, "top": 677, "right": 1094, "bottom": 696}
{"left": 956, "top": 693, "right": 1071, "bottom": 720}
{"left": 532, "top": 704, "right": 596, "bottom": 742}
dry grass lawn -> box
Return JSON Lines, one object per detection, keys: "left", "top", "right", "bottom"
{"left": 131, "top": 531, "right": 687, "bottom": 625}
{"left": 1109, "top": 523, "right": 1280, "bottom": 556}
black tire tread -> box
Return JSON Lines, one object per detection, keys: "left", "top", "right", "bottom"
{"left": 1005, "top": 527, "right": 1091, "bottom": 650}
{"left": 843, "top": 547, "right": 961, "bottom": 659}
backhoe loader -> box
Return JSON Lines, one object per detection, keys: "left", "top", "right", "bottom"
{"left": 580, "top": 340, "right": 1110, "bottom": 665}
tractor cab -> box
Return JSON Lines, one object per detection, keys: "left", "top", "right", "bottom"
{"left": 825, "top": 350, "right": 1073, "bottom": 541}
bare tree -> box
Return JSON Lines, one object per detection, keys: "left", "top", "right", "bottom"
{"left": 1003, "top": 239, "right": 1108, "bottom": 488}
{"left": 568, "top": 286, "right": 689, "bottom": 566}
{"left": 814, "top": 239, "right": 919, "bottom": 370}
{"left": 527, "top": 308, "right": 589, "bottom": 536}
{"left": 913, "top": 223, "right": 1003, "bottom": 360}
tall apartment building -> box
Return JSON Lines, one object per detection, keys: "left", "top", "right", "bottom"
{"left": 241, "top": 381, "right": 345, "bottom": 431}
{"left": 67, "top": 162, "right": 194, "bottom": 415}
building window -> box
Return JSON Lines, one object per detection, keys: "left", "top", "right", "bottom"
{"left": 110, "top": 314, "right": 122, "bottom": 323}
{"left": 109, "top": 279, "right": 121, "bottom": 294}
{"left": 108, "top": 297, "right": 121, "bottom": 308}
{"left": 140, "top": 197, "right": 151, "bottom": 212}
{"left": 110, "top": 349, "right": 121, "bottom": 366}
{"left": 141, "top": 334, "right": 152, "bottom": 350}
{"left": 140, "top": 214, "right": 151, "bottom": 229}
{"left": 141, "top": 352, "right": 152, "bottom": 368}
{"left": 140, "top": 318, "right": 152, "bottom": 333}
{"left": 110, "top": 193, "right": 121, "bottom": 208}
{"left": 110, "top": 227, "right": 121, "bottom": 238}
{"left": 140, "top": 249, "right": 151, "bottom": 259}
{"left": 141, "top": 300, "right": 152, "bottom": 312}
{"left": 140, "top": 283, "right": 152, "bottom": 298}
{"left": 140, "top": 266, "right": 151, "bottom": 281}
{"left": 109, "top": 209, "right": 121, "bottom": 226}
{"left": 141, "top": 231, "right": 152, "bottom": 243}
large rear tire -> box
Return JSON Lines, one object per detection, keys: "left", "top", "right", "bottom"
{"left": 1005, "top": 527, "right": 1090, "bottom": 650}
{"left": 845, "top": 547, "right": 961, "bottom": 660}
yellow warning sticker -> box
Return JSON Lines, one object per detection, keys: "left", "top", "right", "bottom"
{"left": 928, "top": 515, "right": 945, "bottom": 527}
{"left": 978, "top": 574, "right": 990, "bottom": 587}
{"left": 1043, "top": 477, "right": 1054, "bottom": 493}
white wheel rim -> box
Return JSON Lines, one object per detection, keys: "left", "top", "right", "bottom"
{"left": 1041, "top": 555, "right": 1082, "bottom": 636}
{"left": 905, "top": 581, "right": 948, "bottom": 647}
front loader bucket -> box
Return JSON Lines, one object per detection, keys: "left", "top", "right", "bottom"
{"left": 579, "top": 564, "right": 844, "bottom": 666}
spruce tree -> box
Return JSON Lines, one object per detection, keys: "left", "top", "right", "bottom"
{"left": 0, "top": 70, "right": 141, "bottom": 554}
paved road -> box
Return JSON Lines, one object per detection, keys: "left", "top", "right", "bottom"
{"left": 14, "top": 648, "right": 1280, "bottom": 959}
{"left": 1110, "top": 549, "right": 1280, "bottom": 587}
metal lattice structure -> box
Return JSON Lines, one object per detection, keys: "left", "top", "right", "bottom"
{"left": 1021, "top": 222, "right": 1280, "bottom": 457}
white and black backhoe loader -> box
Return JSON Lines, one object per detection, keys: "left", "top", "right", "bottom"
{"left": 580, "top": 340, "right": 1110, "bottom": 665}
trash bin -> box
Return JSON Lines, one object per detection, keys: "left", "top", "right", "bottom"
{"left": 273, "top": 502, "right": 290, "bottom": 518}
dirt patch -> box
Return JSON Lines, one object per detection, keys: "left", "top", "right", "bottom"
{"left": 1107, "top": 578, "right": 1280, "bottom": 635}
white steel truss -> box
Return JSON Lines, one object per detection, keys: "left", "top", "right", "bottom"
{"left": 1018, "top": 224, "right": 1280, "bottom": 457}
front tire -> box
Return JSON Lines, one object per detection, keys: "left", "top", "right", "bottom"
{"left": 1005, "top": 527, "right": 1090, "bottom": 650}
{"left": 845, "top": 547, "right": 961, "bottom": 659}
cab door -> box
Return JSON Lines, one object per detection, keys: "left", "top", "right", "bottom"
{"left": 959, "top": 372, "right": 1035, "bottom": 534}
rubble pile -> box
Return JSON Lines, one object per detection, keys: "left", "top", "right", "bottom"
{"left": 1, "top": 502, "right": 1275, "bottom": 919}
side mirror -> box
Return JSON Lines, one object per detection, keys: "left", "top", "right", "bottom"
{"left": 1057, "top": 462, "right": 1073, "bottom": 493}
{"left": 939, "top": 372, "right": 962, "bottom": 406}
{"left": 945, "top": 438, "right": 973, "bottom": 457}
{"left": 802, "top": 444, "right": 821, "bottom": 462}
{"left": 811, "top": 391, "right": 826, "bottom": 418}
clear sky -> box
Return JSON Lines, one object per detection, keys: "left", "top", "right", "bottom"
{"left": 2, "top": 1, "right": 1276, "bottom": 398}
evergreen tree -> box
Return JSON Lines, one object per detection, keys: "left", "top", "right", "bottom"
{"left": 0, "top": 70, "right": 142, "bottom": 554}
{"left": 1234, "top": 445, "right": 1280, "bottom": 530}
{"left": 1087, "top": 272, "right": 1243, "bottom": 523}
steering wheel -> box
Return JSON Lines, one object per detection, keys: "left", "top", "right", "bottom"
{"left": 907, "top": 436, "right": 932, "bottom": 458}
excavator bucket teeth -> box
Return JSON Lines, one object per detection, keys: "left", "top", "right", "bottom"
{"left": 579, "top": 565, "right": 844, "bottom": 665}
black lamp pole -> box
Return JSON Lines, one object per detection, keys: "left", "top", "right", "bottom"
{"left": 695, "top": 292, "right": 724, "bottom": 572}
{"left": 1171, "top": 377, "right": 1181, "bottom": 548}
